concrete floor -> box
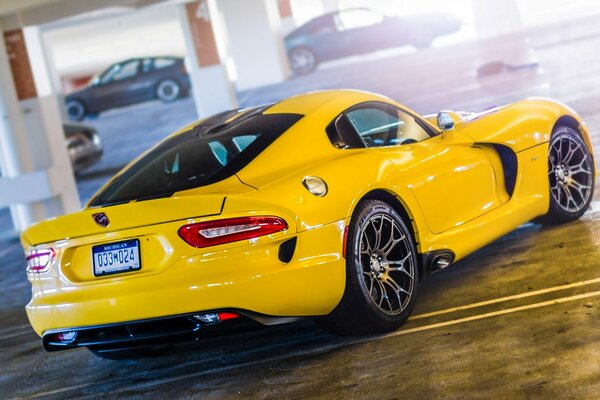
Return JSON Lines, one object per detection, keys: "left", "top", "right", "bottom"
{"left": 2, "top": 14, "right": 600, "bottom": 400}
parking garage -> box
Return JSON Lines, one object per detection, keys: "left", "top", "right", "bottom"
{"left": 1, "top": 0, "right": 600, "bottom": 398}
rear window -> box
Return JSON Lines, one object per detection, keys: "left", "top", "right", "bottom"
{"left": 89, "top": 111, "right": 302, "bottom": 207}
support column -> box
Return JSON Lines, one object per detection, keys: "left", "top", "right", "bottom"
{"left": 220, "top": 0, "right": 290, "bottom": 91}
{"left": 178, "top": 0, "right": 237, "bottom": 118}
{"left": 278, "top": 0, "right": 295, "bottom": 35}
{"left": 321, "top": 0, "right": 338, "bottom": 14}
{"left": 472, "top": 0, "right": 523, "bottom": 39}
{"left": 471, "top": 0, "right": 537, "bottom": 76}
{"left": 0, "top": 23, "right": 80, "bottom": 232}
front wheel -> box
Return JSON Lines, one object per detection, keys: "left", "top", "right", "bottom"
{"left": 540, "top": 126, "right": 595, "bottom": 224}
{"left": 318, "top": 200, "right": 418, "bottom": 335}
{"left": 156, "top": 79, "right": 181, "bottom": 103}
{"left": 288, "top": 47, "right": 318, "bottom": 75}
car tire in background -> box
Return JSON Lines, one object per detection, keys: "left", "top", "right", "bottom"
{"left": 156, "top": 79, "right": 181, "bottom": 103}
{"left": 66, "top": 99, "right": 87, "bottom": 121}
{"left": 538, "top": 125, "right": 595, "bottom": 225}
{"left": 288, "top": 47, "right": 318, "bottom": 75}
{"left": 318, "top": 200, "right": 419, "bottom": 335}
{"left": 411, "top": 35, "right": 433, "bottom": 50}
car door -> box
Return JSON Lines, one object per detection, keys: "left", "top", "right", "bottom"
{"left": 305, "top": 14, "right": 345, "bottom": 60}
{"left": 91, "top": 59, "right": 143, "bottom": 109}
{"left": 344, "top": 103, "right": 503, "bottom": 234}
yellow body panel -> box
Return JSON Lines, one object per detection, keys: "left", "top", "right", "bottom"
{"left": 22, "top": 90, "right": 596, "bottom": 337}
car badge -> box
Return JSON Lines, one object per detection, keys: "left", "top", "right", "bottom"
{"left": 92, "top": 212, "right": 110, "bottom": 228}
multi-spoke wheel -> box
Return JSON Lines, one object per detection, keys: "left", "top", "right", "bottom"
{"left": 288, "top": 47, "right": 318, "bottom": 75}
{"left": 318, "top": 200, "right": 418, "bottom": 335}
{"left": 156, "top": 79, "right": 181, "bottom": 103}
{"left": 541, "top": 125, "right": 595, "bottom": 224}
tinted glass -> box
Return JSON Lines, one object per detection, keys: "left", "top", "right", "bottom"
{"left": 154, "top": 58, "right": 177, "bottom": 69}
{"left": 89, "top": 112, "right": 302, "bottom": 207}
{"left": 335, "top": 9, "right": 383, "bottom": 31}
{"left": 100, "top": 60, "right": 140, "bottom": 84}
{"left": 346, "top": 105, "right": 432, "bottom": 147}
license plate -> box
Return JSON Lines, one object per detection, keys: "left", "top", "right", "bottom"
{"left": 92, "top": 239, "right": 141, "bottom": 277}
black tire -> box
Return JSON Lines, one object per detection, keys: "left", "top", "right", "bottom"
{"left": 156, "top": 79, "right": 181, "bottom": 103}
{"left": 538, "top": 125, "right": 595, "bottom": 224}
{"left": 66, "top": 99, "right": 86, "bottom": 121}
{"left": 88, "top": 344, "right": 173, "bottom": 360}
{"left": 288, "top": 47, "right": 318, "bottom": 75}
{"left": 318, "top": 200, "right": 419, "bottom": 335}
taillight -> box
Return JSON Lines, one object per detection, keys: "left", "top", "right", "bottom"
{"left": 178, "top": 216, "right": 288, "bottom": 248}
{"left": 26, "top": 248, "right": 56, "bottom": 273}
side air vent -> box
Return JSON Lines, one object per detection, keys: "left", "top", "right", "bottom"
{"left": 278, "top": 237, "right": 297, "bottom": 263}
{"left": 493, "top": 144, "right": 518, "bottom": 197}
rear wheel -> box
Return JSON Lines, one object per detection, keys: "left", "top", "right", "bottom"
{"left": 66, "top": 99, "right": 86, "bottom": 121}
{"left": 318, "top": 200, "right": 418, "bottom": 335}
{"left": 156, "top": 79, "right": 181, "bottom": 103}
{"left": 540, "top": 126, "right": 595, "bottom": 224}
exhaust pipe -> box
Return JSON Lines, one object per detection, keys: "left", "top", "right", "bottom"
{"left": 430, "top": 251, "right": 454, "bottom": 273}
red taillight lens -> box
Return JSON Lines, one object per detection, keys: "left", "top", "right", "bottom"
{"left": 217, "top": 312, "right": 240, "bottom": 321}
{"left": 178, "top": 216, "right": 288, "bottom": 248}
{"left": 26, "top": 248, "right": 56, "bottom": 273}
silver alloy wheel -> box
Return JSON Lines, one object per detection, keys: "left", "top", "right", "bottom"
{"left": 359, "top": 213, "right": 415, "bottom": 315}
{"left": 66, "top": 100, "right": 85, "bottom": 121}
{"left": 289, "top": 48, "right": 316, "bottom": 75}
{"left": 157, "top": 80, "right": 180, "bottom": 102}
{"left": 549, "top": 133, "right": 594, "bottom": 213}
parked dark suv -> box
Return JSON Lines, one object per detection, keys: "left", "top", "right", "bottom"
{"left": 66, "top": 56, "right": 191, "bottom": 121}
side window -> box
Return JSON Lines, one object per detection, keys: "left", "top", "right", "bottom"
{"left": 142, "top": 58, "right": 153, "bottom": 73}
{"left": 154, "top": 58, "right": 177, "bottom": 69}
{"left": 346, "top": 105, "right": 432, "bottom": 147}
{"left": 308, "top": 16, "right": 336, "bottom": 35}
{"left": 334, "top": 9, "right": 383, "bottom": 31}
{"left": 101, "top": 60, "right": 140, "bottom": 84}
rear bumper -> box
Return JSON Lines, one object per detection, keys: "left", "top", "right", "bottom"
{"left": 42, "top": 309, "right": 262, "bottom": 352}
{"left": 27, "top": 220, "right": 347, "bottom": 337}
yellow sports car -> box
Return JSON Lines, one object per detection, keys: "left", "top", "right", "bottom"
{"left": 22, "top": 90, "right": 596, "bottom": 358}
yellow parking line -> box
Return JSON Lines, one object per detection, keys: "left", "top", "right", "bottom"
{"left": 409, "top": 277, "right": 600, "bottom": 320}
{"left": 395, "top": 290, "right": 600, "bottom": 338}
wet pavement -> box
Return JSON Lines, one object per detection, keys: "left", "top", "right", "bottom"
{"left": 2, "top": 14, "right": 600, "bottom": 400}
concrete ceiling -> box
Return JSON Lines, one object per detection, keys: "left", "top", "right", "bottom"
{"left": 0, "top": 0, "right": 180, "bottom": 27}
{"left": 0, "top": 0, "right": 63, "bottom": 17}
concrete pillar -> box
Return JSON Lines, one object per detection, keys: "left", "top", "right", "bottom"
{"left": 22, "top": 26, "right": 80, "bottom": 213}
{"left": 220, "top": 0, "right": 290, "bottom": 91}
{"left": 278, "top": 0, "right": 295, "bottom": 35}
{"left": 178, "top": 0, "right": 237, "bottom": 118}
{"left": 471, "top": 0, "right": 536, "bottom": 70}
{"left": 0, "top": 23, "right": 80, "bottom": 232}
{"left": 321, "top": 0, "right": 338, "bottom": 14}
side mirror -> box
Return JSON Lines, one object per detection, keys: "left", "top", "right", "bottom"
{"left": 436, "top": 112, "right": 455, "bottom": 131}
{"left": 90, "top": 76, "right": 100, "bottom": 86}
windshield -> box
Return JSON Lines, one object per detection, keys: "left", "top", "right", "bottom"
{"left": 89, "top": 110, "right": 303, "bottom": 207}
